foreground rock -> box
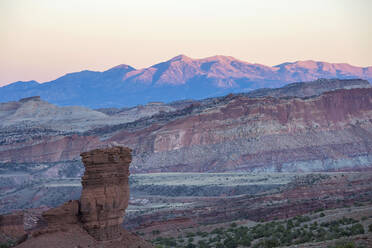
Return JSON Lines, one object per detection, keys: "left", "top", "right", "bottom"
{"left": 80, "top": 147, "right": 131, "bottom": 241}
{"left": 13, "top": 147, "right": 153, "bottom": 248}
{"left": 0, "top": 211, "right": 26, "bottom": 245}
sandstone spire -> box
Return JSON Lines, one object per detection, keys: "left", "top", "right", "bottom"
{"left": 11, "top": 146, "right": 153, "bottom": 248}
{"left": 80, "top": 146, "right": 132, "bottom": 241}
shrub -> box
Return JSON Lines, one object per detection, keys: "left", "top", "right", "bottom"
{"left": 239, "top": 237, "right": 251, "bottom": 247}
{"left": 369, "top": 223, "right": 372, "bottom": 232}
{"left": 230, "top": 222, "right": 237, "bottom": 228}
{"left": 215, "top": 243, "right": 224, "bottom": 248}
{"left": 0, "top": 244, "right": 13, "bottom": 248}
{"left": 264, "top": 238, "right": 280, "bottom": 248}
{"left": 211, "top": 228, "right": 223, "bottom": 235}
{"left": 185, "top": 243, "right": 196, "bottom": 248}
{"left": 223, "top": 237, "right": 238, "bottom": 248}
{"left": 349, "top": 223, "right": 364, "bottom": 235}
{"left": 186, "top": 232, "right": 195, "bottom": 237}
{"left": 328, "top": 240, "right": 356, "bottom": 248}
{"left": 198, "top": 240, "right": 210, "bottom": 248}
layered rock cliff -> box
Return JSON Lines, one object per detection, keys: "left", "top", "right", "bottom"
{"left": 12, "top": 147, "right": 153, "bottom": 248}
{"left": 0, "top": 79, "right": 371, "bottom": 177}
{"left": 111, "top": 87, "right": 372, "bottom": 172}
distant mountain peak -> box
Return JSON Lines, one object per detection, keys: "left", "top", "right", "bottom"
{"left": 1, "top": 56, "right": 371, "bottom": 108}
{"left": 200, "top": 55, "right": 237, "bottom": 62}
{"left": 169, "top": 54, "right": 192, "bottom": 62}
{"left": 107, "top": 64, "right": 135, "bottom": 71}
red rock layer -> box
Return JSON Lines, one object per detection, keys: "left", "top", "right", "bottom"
{"left": 0, "top": 134, "right": 103, "bottom": 163}
{"left": 111, "top": 88, "right": 372, "bottom": 172}
{"left": 1, "top": 88, "right": 372, "bottom": 173}
{"left": 41, "top": 200, "right": 80, "bottom": 228}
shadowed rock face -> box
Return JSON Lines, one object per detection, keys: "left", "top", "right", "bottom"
{"left": 80, "top": 146, "right": 132, "bottom": 241}
{"left": 0, "top": 212, "right": 25, "bottom": 243}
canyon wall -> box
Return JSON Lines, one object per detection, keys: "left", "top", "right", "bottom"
{"left": 113, "top": 88, "right": 372, "bottom": 172}
{"left": 1, "top": 79, "right": 371, "bottom": 174}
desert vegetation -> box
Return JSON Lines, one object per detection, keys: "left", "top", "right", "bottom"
{"left": 151, "top": 212, "right": 371, "bottom": 248}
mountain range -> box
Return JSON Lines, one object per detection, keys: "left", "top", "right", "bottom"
{"left": 1, "top": 55, "right": 371, "bottom": 108}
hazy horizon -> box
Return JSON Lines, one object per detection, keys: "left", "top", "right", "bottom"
{"left": 1, "top": 0, "right": 371, "bottom": 86}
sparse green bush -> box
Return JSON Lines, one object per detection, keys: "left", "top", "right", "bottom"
{"left": 239, "top": 236, "right": 251, "bottom": 247}
{"left": 223, "top": 237, "right": 238, "bottom": 248}
{"left": 211, "top": 227, "right": 223, "bottom": 235}
{"left": 215, "top": 243, "right": 224, "bottom": 248}
{"left": 0, "top": 241, "right": 15, "bottom": 248}
{"left": 230, "top": 222, "right": 237, "bottom": 228}
{"left": 186, "top": 232, "right": 195, "bottom": 237}
{"left": 185, "top": 243, "right": 196, "bottom": 248}
{"left": 328, "top": 240, "right": 356, "bottom": 248}
{"left": 349, "top": 223, "right": 364, "bottom": 235}
{"left": 369, "top": 223, "right": 372, "bottom": 232}
{"left": 264, "top": 238, "right": 280, "bottom": 248}
{"left": 198, "top": 240, "right": 210, "bottom": 248}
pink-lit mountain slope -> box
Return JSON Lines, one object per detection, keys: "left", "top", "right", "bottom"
{"left": 1, "top": 55, "right": 371, "bottom": 108}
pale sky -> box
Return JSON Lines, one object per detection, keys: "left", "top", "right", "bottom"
{"left": 0, "top": 0, "right": 371, "bottom": 86}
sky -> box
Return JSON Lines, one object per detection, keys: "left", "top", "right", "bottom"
{"left": 0, "top": 0, "right": 371, "bottom": 86}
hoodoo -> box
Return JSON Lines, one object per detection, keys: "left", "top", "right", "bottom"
{"left": 80, "top": 147, "right": 132, "bottom": 241}
{"left": 12, "top": 146, "right": 153, "bottom": 248}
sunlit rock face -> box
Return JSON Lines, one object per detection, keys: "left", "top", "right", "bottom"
{"left": 80, "top": 146, "right": 132, "bottom": 241}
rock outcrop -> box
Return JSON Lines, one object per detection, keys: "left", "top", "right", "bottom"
{"left": 41, "top": 200, "right": 80, "bottom": 228}
{"left": 11, "top": 147, "right": 153, "bottom": 248}
{"left": 80, "top": 147, "right": 131, "bottom": 241}
{"left": 0, "top": 212, "right": 26, "bottom": 244}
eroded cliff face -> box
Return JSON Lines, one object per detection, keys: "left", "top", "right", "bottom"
{"left": 1, "top": 80, "right": 372, "bottom": 174}
{"left": 10, "top": 147, "right": 153, "bottom": 248}
{"left": 112, "top": 88, "right": 372, "bottom": 172}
